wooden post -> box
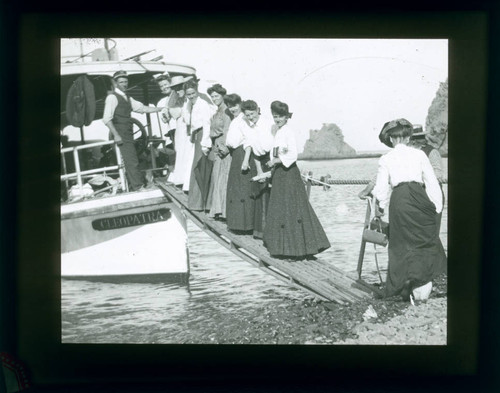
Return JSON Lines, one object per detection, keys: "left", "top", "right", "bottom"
{"left": 61, "top": 152, "right": 70, "bottom": 197}
{"left": 306, "top": 171, "right": 312, "bottom": 199}
{"left": 356, "top": 200, "right": 371, "bottom": 279}
{"left": 73, "top": 148, "right": 83, "bottom": 193}
{"left": 79, "top": 126, "right": 85, "bottom": 143}
{"left": 114, "top": 143, "right": 128, "bottom": 192}
{"left": 142, "top": 83, "right": 157, "bottom": 170}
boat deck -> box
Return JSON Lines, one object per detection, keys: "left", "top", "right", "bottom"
{"left": 155, "top": 179, "right": 378, "bottom": 305}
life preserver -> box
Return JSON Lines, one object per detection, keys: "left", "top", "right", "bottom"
{"left": 65, "top": 75, "right": 96, "bottom": 127}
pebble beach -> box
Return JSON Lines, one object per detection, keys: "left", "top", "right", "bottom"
{"left": 170, "top": 274, "right": 447, "bottom": 345}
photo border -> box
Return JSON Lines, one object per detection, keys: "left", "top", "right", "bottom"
{"left": 4, "top": 7, "right": 496, "bottom": 391}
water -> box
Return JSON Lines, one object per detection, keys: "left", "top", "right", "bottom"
{"left": 61, "top": 157, "right": 448, "bottom": 343}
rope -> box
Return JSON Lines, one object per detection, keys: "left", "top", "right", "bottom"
{"left": 301, "top": 175, "right": 370, "bottom": 186}
{"left": 301, "top": 174, "right": 448, "bottom": 186}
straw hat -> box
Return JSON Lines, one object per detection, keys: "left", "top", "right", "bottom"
{"left": 169, "top": 75, "right": 194, "bottom": 87}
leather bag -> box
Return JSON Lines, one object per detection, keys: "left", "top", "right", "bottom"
{"left": 362, "top": 197, "right": 389, "bottom": 247}
{"left": 363, "top": 218, "right": 388, "bottom": 247}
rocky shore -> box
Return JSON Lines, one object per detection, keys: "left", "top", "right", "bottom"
{"left": 178, "top": 275, "right": 447, "bottom": 345}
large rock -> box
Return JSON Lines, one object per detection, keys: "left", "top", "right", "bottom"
{"left": 425, "top": 79, "right": 448, "bottom": 155}
{"left": 298, "top": 123, "right": 356, "bottom": 160}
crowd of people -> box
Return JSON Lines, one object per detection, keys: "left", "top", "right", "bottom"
{"left": 103, "top": 71, "right": 447, "bottom": 303}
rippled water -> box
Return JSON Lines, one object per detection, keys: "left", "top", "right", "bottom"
{"left": 61, "top": 157, "right": 448, "bottom": 343}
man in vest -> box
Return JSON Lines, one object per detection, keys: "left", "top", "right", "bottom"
{"left": 103, "top": 70, "right": 163, "bottom": 191}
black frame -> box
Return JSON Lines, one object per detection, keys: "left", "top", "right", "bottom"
{"left": 2, "top": 5, "right": 498, "bottom": 392}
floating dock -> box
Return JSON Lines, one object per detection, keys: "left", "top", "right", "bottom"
{"left": 155, "top": 179, "right": 378, "bottom": 305}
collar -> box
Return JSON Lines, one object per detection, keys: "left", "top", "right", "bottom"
{"left": 114, "top": 88, "right": 128, "bottom": 98}
{"left": 218, "top": 103, "right": 227, "bottom": 113}
{"left": 393, "top": 143, "right": 409, "bottom": 150}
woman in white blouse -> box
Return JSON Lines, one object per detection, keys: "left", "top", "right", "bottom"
{"left": 372, "top": 118, "right": 446, "bottom": 301}
{"left": 239, "top": 100, "right": 274, "bottom": 239}
{"left": 224, "top": 94, "right": 256, "bottom": 233}
{"left": 263, "top": 101, "right": 331, "bottom": 259}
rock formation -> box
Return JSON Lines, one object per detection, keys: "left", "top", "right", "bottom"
{"left": 425, "top": 79, "right": 448, "bottom": 155}
{"left": 298, "top": 123, "right": 357, "bottom": 160}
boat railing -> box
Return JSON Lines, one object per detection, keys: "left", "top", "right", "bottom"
{"left": 61, "top": 140, "right": 128, "bottom": 199}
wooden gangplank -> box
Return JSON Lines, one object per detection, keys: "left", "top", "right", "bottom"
{"left": 155, "top": 179, "right": 375, "bottom": 304}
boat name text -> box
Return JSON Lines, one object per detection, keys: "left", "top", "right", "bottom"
{"left": 92, "top": 209, "right": 171, "bottom": 231}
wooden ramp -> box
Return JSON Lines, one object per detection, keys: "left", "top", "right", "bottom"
{"left": 155, "top": 180, "right": 376, "bottom": 304}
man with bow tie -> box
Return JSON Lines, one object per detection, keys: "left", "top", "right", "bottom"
{"left": 102, "top": 70, "right": 163, "bottom": 191}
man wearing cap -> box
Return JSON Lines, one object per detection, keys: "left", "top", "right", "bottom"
{"left": 102, "top": 70, "right": 163, "bottom": 191}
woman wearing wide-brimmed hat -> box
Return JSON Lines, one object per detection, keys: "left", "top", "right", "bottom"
{"left": 372, "top": 118, "right": 445, "bottom": 301}
{"left": 263, "top": 101, "right": 331, "bottom": 259}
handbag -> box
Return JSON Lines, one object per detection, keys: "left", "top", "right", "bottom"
{"left": 363, "top": 218, "right": 388, "bottom": 247}
{"left": 362, "top": 198, "right": 389, "bottom": 247}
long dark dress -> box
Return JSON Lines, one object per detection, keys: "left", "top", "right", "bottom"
{"left": 188, "top": 129, "right": 212, "bottom": 211}
{"left": 263, "top": 162, "right": 331, "bottom": 258}
{"left": 226, "top": 146, "right": 257, "bottom": 232}
{"left": 251, "top": 154, "right": 270, "bottom": 239}
{"left": 385, "top": 182, "right": 446, "bottom": 297}
{"left": 207, "top": 104, "right": 232, "bottom": 218}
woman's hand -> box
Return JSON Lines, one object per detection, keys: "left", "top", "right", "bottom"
{"left": 241, "top": 161, "right": 250, "bottom": 172}
{"left": 267, "top": 158, "right": 280, "bottom": 168}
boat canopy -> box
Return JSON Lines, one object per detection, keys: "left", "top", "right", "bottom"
{"left": 61, "top": 61, "right": 196, "bottom": 77}
{"left": 61, "top": 60, "right": 197, "bottom": 129}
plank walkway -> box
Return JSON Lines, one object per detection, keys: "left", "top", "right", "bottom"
{"left": 155, "top": 179, "right": 378, "bottom": 305}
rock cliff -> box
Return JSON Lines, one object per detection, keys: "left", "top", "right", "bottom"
{"left": 425, "top": 79, "right": 448, "bottom": 155}
{"left": 298, "top": 123, "right": 356, "bottom": 160}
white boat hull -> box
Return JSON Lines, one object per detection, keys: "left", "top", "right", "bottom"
{"left": 61, "top": 189, "right": 189, "bottom": 281}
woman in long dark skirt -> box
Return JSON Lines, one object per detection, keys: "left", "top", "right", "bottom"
{"left": 373, "top": 118, "right": 445, "bottom": 301}
{"left": 263, "top": 101, "right": 331, "bottom": 259}
{"left": 239, "top": 100, "right": 274, "bottom": 239}
{"left": 225, "top": 94, "right": 256, "bottom": 233}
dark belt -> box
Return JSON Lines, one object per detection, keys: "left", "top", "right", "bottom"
{"left": 393, "top": 181, "right": 424, "bottom": 189}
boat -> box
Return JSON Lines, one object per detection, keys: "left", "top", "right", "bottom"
{"left": 60, "top": 39, "right": 196, "bottom": 282}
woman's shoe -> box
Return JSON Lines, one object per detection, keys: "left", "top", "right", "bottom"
{"left": 400, "top": 280, "right": 412, "bottom": 302}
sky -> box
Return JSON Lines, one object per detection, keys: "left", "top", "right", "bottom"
{"left": 62, "top": 38, "right": 448, "bottom": 152}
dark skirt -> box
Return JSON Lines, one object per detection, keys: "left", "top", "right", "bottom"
{"left": 188, "top": 129, "right": 213, "bottom": 211}
{"left": 263, "top": 163, "right": 331, "bottom": 258}
{"left": 385, "top": 182, "right": 447, "bottom": 297}
{"left": 226, "top": 146, "right": 257, "bottom": 231}
{"left": 251, "top": 154, "right": 270, "bottom": 239}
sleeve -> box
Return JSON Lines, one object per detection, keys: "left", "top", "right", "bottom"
{"left": 242, "top": 126, "right": 253, "bottom": 151}
{"left": 102, "top": 94, "right": 118, "bottom": 125}
{"left": 421, "top": 153, "right": 443, "bottom": 213}
{"left": 200, "top": 101, "right": 213, "bottom": 149}
{"left": 218, "top": 114, "right": 232, "bottom": 146}
{"left": 182, "top": 102, "right": 191, "bottom": 126}
{"left": 225, "top": 119, "right": 242, "bottom": 148}
{"left": 130, "top": 97, "right": 147, "bottom": 113}
{"left": 210, "top": 111, "right": 225, "bottom": 139}
{"left": 278, "top": 128, "right": 298, "bottom": 168}
{"left": 428, "top": 149, "right": 444, "bottom": 182}
{"left": 372, "top": 156, "right": 391, "bottom": 211}
{"left": 249, "top": 120, "right": 273, "bottom": 156}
